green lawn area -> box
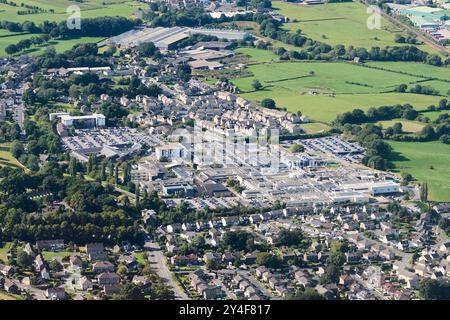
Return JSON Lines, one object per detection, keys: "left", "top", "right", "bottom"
{"left": 301, "top": 122, "right": 330, "bottom": 133}
{"left": 273, "top": 1, "right": 437, "bottom": 54}
{"left": 0, "top": 242, "right": 12, "bottom": 263}
{"left": 231, "top": 61, "right": 442, "bottom": 123}
{"left": 42, "top": 251, "right": 76, "bottom": 261}
{"left": 134, "top": 252, "right": 147, "bottom": 266}
{"left": 236, "top": 47, "right": 279, "bottom": 63}
{"left": 377, "top": 120, "right": 425, "bottom": 133}
{"left": 388, "top": 140, "right": 450, "bottom": 202}
{"left": 0, "top": 143, "right": 26, "bottom": 170}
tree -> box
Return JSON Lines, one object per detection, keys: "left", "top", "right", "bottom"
{"left": 206, "top": 259, "right": 219, "bottom": 270}
{"left": 419, "top": 279, "right": 450, "bottom": 300}
{"left": 320, "top": 264, "right": 340, "bottom": 284}
{"left": 222, "top": 230, "right": 253, "bottom": 251}
{"left": 274, "top": 229, "right": 303, "bottom": 246}
{"left": 256, "top": 252, "right": 282, "bottom": 268}
{"left": 16, "top": 251, "right": 33, "bottom": 268}
{"left": 117, "top": 283, "right": 146, "bottom": 300}
{"left": 420, "top": 182, "right": 428, "bottom": 203}
{"left": 49, "top": 259, "right": 63, "bottom": 272}
{"left": 252, "top": 79, "right": 263, "bottom": 91}
{"left": 69, "top": 157, "right": 78, "bottom": 177}
{"left": 138, "top": 42, "right": 156, "bottom": 57}
{"left": 10, "top": 140, "right": 24, "bottom": 159}
{"left": 289, "top": 143, "right": 305, "bottom": 153}
{"left": 261, "top": 98, "right": 276, "bottom": 109}
{"left": 287, "top": 288, "right": 324, "bottom": 300}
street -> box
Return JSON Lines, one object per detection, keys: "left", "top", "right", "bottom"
{"left": 145, "top": 241, "right": 190, "bottom": 300}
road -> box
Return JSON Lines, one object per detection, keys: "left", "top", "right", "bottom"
{"left": 11, "top": 279, "right": 47, "bottom": 300}
{"left": 145, "top": 241, "right": 190, "bottom": 300}
{"left": 359, "top": 0, "right": 450, "bottom": 55}
{"left": 351, "top": 274, "right": 387, "bottom": 300}
{"left": 237, "top": 270, "right": 279, "bottom": 300}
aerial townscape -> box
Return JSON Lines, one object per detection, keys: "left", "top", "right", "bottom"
{"left": 0, "top": 0, "right": 449, "bottom": 303}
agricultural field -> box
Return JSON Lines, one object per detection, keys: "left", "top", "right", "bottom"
{"left": 273, "top": 0, "right": 437, "bottom": 54}
{"left": 419, "top": 110, "right": 450, "bottom": 121}
{"left": 377, "top": 119, "right": 425, "bottom": 133}
{"left": 231, "top": 60, "right": 443, "bottom": 122}
{"left": 0, "top": 0, "right": 143, "bottom": 24}
{"left": 364, "top": 62, "right": 450, "bottom": 80}
{"left": 388, "top": 140, "right": 450, "bottom": 202}
{"left": 236, "top": 47, "right": 279, "bottom": 63}
{"left": 0, "top": 0, "right": 145, "bottom": 55}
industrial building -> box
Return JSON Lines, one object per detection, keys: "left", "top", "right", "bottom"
{"left": 105, "top": 27, "right": 251, "bottom": 50}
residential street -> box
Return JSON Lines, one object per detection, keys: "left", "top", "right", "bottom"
{"left": 145, "top": 241, "right": 190, "bottom": 300}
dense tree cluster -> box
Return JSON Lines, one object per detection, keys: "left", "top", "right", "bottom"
{"left": 0, "top": 163, "right": 145, "bottom": 245}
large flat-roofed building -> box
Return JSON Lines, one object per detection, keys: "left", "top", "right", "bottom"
{"left": 105, "top": 27, "right": 251, "bottom": 50}
{"left": 58, "top": 114, "right": 106, "bottom": 128}
{"left": 340, "top": 181, "right": 401, "bottom": 196}
{"left": 155, "top": 142, "right": 190, "bottom": 160}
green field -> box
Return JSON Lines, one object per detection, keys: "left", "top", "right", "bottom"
{"left": 0, "top": 0, "right": 145, "bottom": 55}
{"left": 231, "top": 60, "right": 443, "bottom": 122}
{"left": 377, "top": 120, "right": 425, "bottom": 133}
{"left": 0, "top": 0, "right": 144, "bottom": 23}
{"left": 389, "top": 140, "right": 450, "bottom": 202}
{"left": 419, "top": 110, "right": 450, "bottom": 121}
{"left": 0, "top": 143, "right": 26, "bottom": 170}
{"left": 301, "top": 122, "right": 331, "bottom": 133}
{"left": 273, "top": 1, "right": 436, "bottom": 53}
{"left": 236, "top": 47, "right": 279, "bottom": 63}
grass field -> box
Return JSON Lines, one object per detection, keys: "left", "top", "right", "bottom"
{"left": 273, "top": 1, "right": 437, "bottom": 54}
{"left": 0, "top": 242, "right": 12, "bottom": 263}
{"left": 301, "top": 122, "right": 331, "bottom": 133}
{"left": 389, "top": 140, "right": 450, "bottom": 202}
{"left": 0, "top": 143, "right": 26, "bottom": 170}
{"left": 231, "top": 60, "right": 443, "bottom": 122}
{"left": 419, "top": 110, "right": 450, "bottom": 121}
{"left": 0, "top": 0, "right": 145, "bottom": 56}
{"left": 0, "top": 0, "right": 144, "bottom": 24}
{"left": 377, "top": 120, "right": 425, "bottom": 133}
{"left": 236, "top": 47, "right": 279, "bottom": 63}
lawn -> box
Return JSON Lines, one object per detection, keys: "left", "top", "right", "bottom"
{"left": 134, "top": 252, "right": 147, "bottom": 266}
{"left": 301, "top": 122, "right": 331, "bottom": 133}
{"left": 42, "top": 251, "right": 76, "bottom": 261}
{"left": 377, "top": 120, "right": 425, "bottom": 133}
{"left": 0, "top": 143, "right": 26, "bottom": 170}
{"left": 273, "top": 1, "right": 437, "bottom": 53}
{"left": 231, "top": 61, "right": 442, "bottom": 122}
{"left": 236, "top": 47, "right": 279, "bottom": 63}
{"left": 0, "top": 242, "right": 12, "bottom": 263}
{"left": 388, "top": 140, "right": 450, "bottom": 202}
